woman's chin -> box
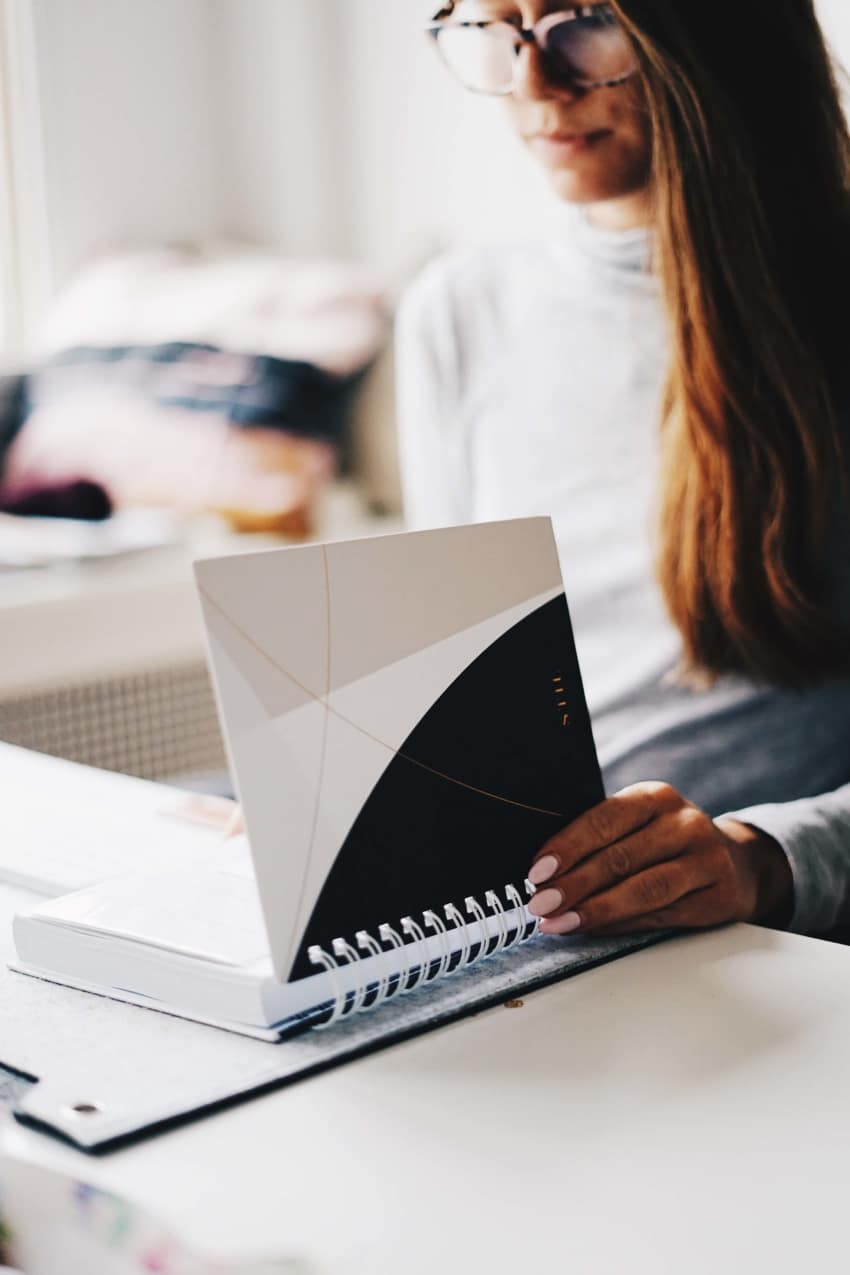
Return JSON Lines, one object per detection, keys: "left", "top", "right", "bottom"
{"left": 539, "top": 162, "right": 651, "bottom": 211}
{"left": 544, "top": 169, "right": 617, "bottom": 205}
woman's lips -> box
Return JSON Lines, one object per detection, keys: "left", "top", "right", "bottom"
{"left": 527, "top": 129, "right": 612, "bottom": 162}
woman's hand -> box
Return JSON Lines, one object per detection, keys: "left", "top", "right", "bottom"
{"left": 528, "top": 782, "right": 793, "bottom": 936}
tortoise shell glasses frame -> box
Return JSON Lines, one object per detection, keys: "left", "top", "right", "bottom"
{"left": 427, "top": 3, "right": 640, "bottom": 95}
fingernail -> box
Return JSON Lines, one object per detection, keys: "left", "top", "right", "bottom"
{"left": 528, "top": 888, "right": 563, "bottom": 918}
{"left": 528, "top": 854, "right": 560, "bottom": 886}
{"left": 540, "top": 911, "right": 581, "bottom": 936}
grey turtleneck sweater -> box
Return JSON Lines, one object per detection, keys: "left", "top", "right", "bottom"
{"left": 395, "top": 217, "right": 850, "bottom": 936}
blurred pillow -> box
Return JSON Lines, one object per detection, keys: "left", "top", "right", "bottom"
{"left": 37, "top": 246, "right": 389, "bottom": 378}
{"left": 4, "top": 247, "right": 391, "bottom": 535}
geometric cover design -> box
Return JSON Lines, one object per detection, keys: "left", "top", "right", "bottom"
{"left": 194, "top": 518, "right": 603, "bottom": 981}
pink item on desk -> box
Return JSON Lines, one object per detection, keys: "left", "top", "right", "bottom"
{"left": 0, "top": 1156, "right": 316, "bottom": 1274}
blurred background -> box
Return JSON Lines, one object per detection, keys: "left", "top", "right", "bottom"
{"left": 1, "top": 0, "right": 849, "bottom": 798}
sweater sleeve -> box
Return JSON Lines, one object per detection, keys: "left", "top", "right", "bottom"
{"left": 394, "top": 262, "right": 472, "bottom": 530}
{"left": 724, "top": 783, "right": 850, "bottom": 935}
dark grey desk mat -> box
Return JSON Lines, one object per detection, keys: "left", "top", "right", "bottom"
{"left": 1, "top": 932, "right": 664, "bottom": 1153}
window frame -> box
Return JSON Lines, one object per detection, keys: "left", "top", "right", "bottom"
{"left": 0, "top": 0, "right": 51, "bottom": 358}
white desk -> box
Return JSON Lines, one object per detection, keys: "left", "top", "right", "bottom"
{"left": 4, "top": 923, "right": 850, "bottom": 1275}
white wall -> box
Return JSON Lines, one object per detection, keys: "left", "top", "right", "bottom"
{"left": 208, "top": 0, "right": 343, "bottom": 255}
{"left": 819, "top": 0, "right": 850, "bottom": 65}
{"left": 31, "top": 0, "right": 218, "bottom": 286}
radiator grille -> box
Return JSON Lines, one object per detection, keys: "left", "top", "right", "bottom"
{"left": 0, "top": 662, "right": 229, "bottom": 787}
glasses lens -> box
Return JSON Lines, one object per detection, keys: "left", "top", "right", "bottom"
{"left": 544, "top": 11, "right": 637, "bottom": 87}
{"left": 435, "top": 23, "right": 516, "bottom": 94}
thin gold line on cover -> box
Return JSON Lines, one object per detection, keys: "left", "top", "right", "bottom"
{"left": 287, "top": 544, "right": 334, "bottom": 973}
{"left": 198, "top": 584, "right": 565, "bottom": 819}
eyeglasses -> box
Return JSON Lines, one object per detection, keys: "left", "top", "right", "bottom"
{"left": 427, "top": 4, "right": 639, "bottom": 96}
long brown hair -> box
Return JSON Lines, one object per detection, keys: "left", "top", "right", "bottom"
{"left": 611, "top": 0, "right": 850, "bottom": 685}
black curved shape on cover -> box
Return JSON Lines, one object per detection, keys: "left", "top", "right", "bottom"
{"left": 291, "top": 595, "right": 603, "bottom": 980}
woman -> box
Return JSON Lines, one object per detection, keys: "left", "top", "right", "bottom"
{"left": 397, "top": 0, "right": 850, "bottom": 938}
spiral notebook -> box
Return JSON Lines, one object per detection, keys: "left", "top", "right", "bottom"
{"left": 12, "top": 518, "right": 629, "bottom": 1044}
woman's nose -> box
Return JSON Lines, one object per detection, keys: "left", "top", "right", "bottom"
{"left": 512, "top": 44, "right": 581, "bottom": 103}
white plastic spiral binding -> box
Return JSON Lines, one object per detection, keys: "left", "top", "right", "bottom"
{"left": 308, "top": 880, "right": 540, "bottom": 1030}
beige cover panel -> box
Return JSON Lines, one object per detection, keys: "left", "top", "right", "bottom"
{"left": 196, "top": 518, "right": 560, "bottom": 703}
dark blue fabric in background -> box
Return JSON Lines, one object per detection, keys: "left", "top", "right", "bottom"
{"left": 0, "top": 374, "right": 26, "bottom": 468}
{"left": 21, "top": 342, "right": 361, "bottom": 445}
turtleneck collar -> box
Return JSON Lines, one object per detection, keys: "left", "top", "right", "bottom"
{"left": 567, "top": 208, "right": 658, "bottom": 292}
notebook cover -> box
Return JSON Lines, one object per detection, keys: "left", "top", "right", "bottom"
{"left": 1, "top": 932, "right": 665, "bottom": 1153}
{"left": 194, "top": 518, "right": 603, "bottom": 984}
